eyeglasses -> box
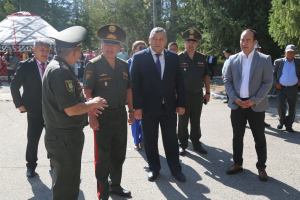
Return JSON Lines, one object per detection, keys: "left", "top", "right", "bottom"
{"left": 138, "top": 46, "right": 146, "bottom": 50}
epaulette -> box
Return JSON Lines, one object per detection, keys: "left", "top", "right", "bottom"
{"left": 59, "top": 62, "right": 69, "bottom": 70}
{"left": 89, "top": 56, "right": 102, "bottom": 63}
{"left": 197, "top": 51, "right": 206, "bottom": 56}
{"left": 178, "top": 52, "right": 184, "bottom": 56}
{"left": 116, "top": 57, "right": 129, "bottom": 64}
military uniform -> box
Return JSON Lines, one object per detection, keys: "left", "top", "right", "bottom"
{"left": 42, "top": 26, "right": 88, "bottom": 200}
{"left": 178, "top": 29, "right": 209, "bottom": 153}
{"left": 83, "top": 24, "right": 132, "bottom": 199}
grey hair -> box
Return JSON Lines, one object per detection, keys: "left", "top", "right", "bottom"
{"left": 149, "top": 27, "right": 167, "bottom": 38}
{"left": 33, "top": 38, "right": 52, "bottom": 48}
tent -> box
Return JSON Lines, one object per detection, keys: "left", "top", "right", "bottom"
{"left": 0, "top": 11, "right": 58, "bottom": 80}
{"left": 0, "top": 11, "right": 58, "bottom": 52}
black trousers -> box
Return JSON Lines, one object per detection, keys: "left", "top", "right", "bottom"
{"left": 142, "top": 105, "right": 182, "bottom": 174}
{"left": 95, "top": 108, "right": 127, "bottom": 199}
{"left": 45, "top": 128, "right": 85, "bottom": 200}
{"left": 208, "top": 63, "right": 215, "bottom": 79}
{"left": 26, "top": 112, "right": 44, "bottom": 169}
{"left": 178, "top": 93, "right": 203, "bottom": 149}
{"left": 231, "top": 107, "right": 267, "bottom": 169}
{"left": 7, "top": 69, "right": 15, "bottom": 83}
{"left": 276, "top": 86, "right": 298, "bottom": 128}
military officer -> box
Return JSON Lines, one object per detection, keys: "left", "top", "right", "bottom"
{"left": 178, "top": 29, "right": 210, "bottom": 155}
{"left": 83, "top": 25, "right": 134, "bottom": 200}
{"left": 43, "top": 26, "right": 108, "bottom": 200}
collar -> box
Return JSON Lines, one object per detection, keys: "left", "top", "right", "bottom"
{"left": 101, "top": 54, "right": 121, "bottom": 69}
{"left": 54, "top": 55, "right": 72, "bottom": 70}
{"left": 34, "top": 57, "right": 46, "bottom": 65}
{"left": 241, "top": 49, "right": 255, "bottom": 59}
{"left": 150, "top": 46, "right": 164, "bottom": 57}
{"left": 284, "top": 57, "right": 295, "bottom": 63}
{"left": 183, "top": 50, "right": 197, "bottom": 58}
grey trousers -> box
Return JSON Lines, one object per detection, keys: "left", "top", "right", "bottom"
{"left": 277, "top": 86, "right": 298, "bottom": 128}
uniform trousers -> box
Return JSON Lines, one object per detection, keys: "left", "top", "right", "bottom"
{"left": 45, "top": 128, "right": 84, "bottom": 200}
{"left": 131, "top": 119, "right": 143, "bottom": 145}
{"left": 276, "top": 86, "right": 298, "bottom": 128}
{"left": 231, "top": 106, "right": 267, "bottom": 169}
{"left": 95, "top": 108, "right": 127, "bottom": 199}
{"left": 142, "top": 105, "right": 182, "bottom": 174}
{"left": 178, "top": 93, "right": 203, "bottom": 149}
{"left": 26, "top": 111, "right": 44, "bottom": 169}
{"left": 7, "top": 69, "right": 15, "bottom": 83}
{"left": 207, "top": 63, "right": 215, "bottom": 79}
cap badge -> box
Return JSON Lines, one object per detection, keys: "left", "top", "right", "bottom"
{"left": 77, "top": 42, "right": 83, "bottom": 47}
{"left": 189, "top": 35, "right": 194, "bottom": 39}
{"left": 107, "top": 34, "right": 117, "bottom": 40}
{"left": 190, "top": 29, "right": 194, "bottom": 34}
{"left": 109, "top": 25, "right": 116, "bottom": 32}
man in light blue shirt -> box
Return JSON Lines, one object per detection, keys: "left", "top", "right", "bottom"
{"left": 117, "top": 48, "right": 129, "bottom": 60}
{"left": 273, "top": 44, "right": 300, "bottom": 132}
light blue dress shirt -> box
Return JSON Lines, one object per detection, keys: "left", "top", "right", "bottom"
{"left": 279, "top": 58, "right": 298, "bottom": 86}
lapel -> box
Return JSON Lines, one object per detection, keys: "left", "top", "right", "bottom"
{"left": 278, "top": 58, "right": 285, "bottom": 77}
{"left": 144, "top": 47, "right": 161, "bottom": 78}
{"left": 162, "top": 49, "right": 170, "bottom": 80}
{"left": 238, "top": 52, "right": 243, "bottom": 77}
{"left": 293, "top": 58, "right": 300, "bottom": 76}
{"left": 249, "top": 51, "right": 259, "bottom": 80}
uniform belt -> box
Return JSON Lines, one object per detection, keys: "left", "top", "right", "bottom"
{"left": 281, "top": 84, "right": 297, "bottom": 88}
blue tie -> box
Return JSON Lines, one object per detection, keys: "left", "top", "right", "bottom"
{"left": 155, "top": 54, "right": 161, "bottom": 77}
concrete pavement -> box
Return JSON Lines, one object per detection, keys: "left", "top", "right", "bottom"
{"left": 1, "top": 83, "right": 300, "bottom": 200}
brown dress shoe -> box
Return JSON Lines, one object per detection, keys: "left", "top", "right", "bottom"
{"left": 258, "top": 168, "right": 268, "bottom": 181}
{"left": 226, "top": 164, "right": 243, "bottom": 175}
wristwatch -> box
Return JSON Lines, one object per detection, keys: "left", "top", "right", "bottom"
{"left": 206, "top": 92, "right": 211, "bottom": 95}
{"left": 129, "top": 109, "right": 135, "bottom": 113}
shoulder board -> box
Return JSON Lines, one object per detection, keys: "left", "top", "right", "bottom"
{"left": 117, "top": 57, "right": 129, "bottom": 64}
{"left": 178, "top": 52, "right": 184, "bottom": 56}
{"left": 59, "top": 62, "right": 70, "bottom": 70}
{"left": 197, "top": 51, "right": 206, "bottom": 56}
{"left": 89, "top": 56, "right": 102, "bottom": 63}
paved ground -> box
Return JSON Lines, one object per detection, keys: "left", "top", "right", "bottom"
{"left": 1, "top": 82, "right": 300, "bottom": 200}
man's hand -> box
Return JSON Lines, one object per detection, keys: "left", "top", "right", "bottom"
{"left": 90, "top": 97, "right": 108, "bottom": 109}
{"left": 222, "top": 75, "right": 224, "bottom": 79}
{"left": 18, "top": 106, "right": 26, "bottom": 112}
{"left": 128, "top": 112, "right": 135, "bottom": 125}
{"left": 234, "top": 98, "right": 247, "bottom": 108}
{"left": 88, "top": 112, "right": 99, "bottom": 130}
{"left": 175, "top": 107, "right": 185, "bottom": 115}
{"left": 244, "top": 99, "right": 255, "bottom": 107}
{"left": 203, "top": 94, "right": 210, "bottom": 103}
{"left": 134, "top": 109, "right": 142, "bottom": 120}
{"left": 297, "top": 80, "right": 300, "bottom": 86}
{"left": 276, "top": 83, "right": 282, "bottom": 89}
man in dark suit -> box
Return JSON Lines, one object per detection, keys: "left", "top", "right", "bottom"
{"left": 273, "top": 44, "right": 300, "bottom": 133}
{"left": 130, "top": 27, "right": 186, "bottom": 182}
{"left": 10, "top": 38, "right": 51, "bottom": 178}
{"left": 224, "top": 29, "right": 273, "bottom": 182}
{"left": 207, "top": 54, "right": 217, "bottom": 80}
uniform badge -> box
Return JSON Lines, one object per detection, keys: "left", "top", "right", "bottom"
{"left": 122, "top": 72, "right": 128, "bottom": 77}
{"left": 65, "top": 80, "right": 75, "bottom": 93}
{"left": 189, "top": 29, "right": 194, "bottom": 34}
{"left": 60, "top": 62, "right": 69, "bottom": 70}
{"left": 105, "top": 81, "right": 108, "bottom": 86}
{"left": 100, "top": 74, "right": 107, "bottom": 76}
{"left": 189, "top": 35, "right": 194, "bottom": 39}
{"left": 109, "top": 25, "right": 116, "bottom": 32}
{"left": 86, "top": 70, "right": 93, "bottom": 80}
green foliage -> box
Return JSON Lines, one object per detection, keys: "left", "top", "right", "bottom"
{"left": 269, "top": 0, "right": 300, "bottom": 49}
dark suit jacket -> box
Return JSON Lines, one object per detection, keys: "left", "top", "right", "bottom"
{"left": 207, "top": 55, "right": 217, "bottom": 67}
{"left": 130, "top": 47, "right": 186, "bottom": 116}
{"left": 10, "top": 58, "right": 46, "bottom": 117}
{"left": 273, "top": 57, "right": 300, "bottom": 86}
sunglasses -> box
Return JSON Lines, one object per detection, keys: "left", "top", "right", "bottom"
{"left": 138, "top": 46, "right": 146, "bottom": 50}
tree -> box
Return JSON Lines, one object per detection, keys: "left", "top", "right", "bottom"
{"left": 269, "top": 0, "right": 300, "bottom": 49}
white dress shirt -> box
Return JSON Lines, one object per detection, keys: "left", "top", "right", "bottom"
{"left": 240, "top": 50, "right": 255, "bottom": 98}
{"left": 150, "top": 47, "right": 165, "bottom": 80}
{"left": 36, "top": 58, "right": 47, "bottom": 81}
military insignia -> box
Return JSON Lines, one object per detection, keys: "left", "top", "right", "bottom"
{"left": 77, "top": 42, "right": 82, "bottom": 47}
{"left": 65, "top": 80, "right": 75, "bottom": 93}
{"left": 107, "top": 34, "right": 117, "bottom": 39}
{"left": 105, "top": 82, "right": 108, "bottom": 86}
{"left": 100, "top": 74, "right": 107, "bottom": 77}
{"left": 198, "top": 62, "right": 205, "bottom": 67}
{"left": 86, "top": 70, "right": 92, "bottom": 80}
{"left": 60, "top": 62, "right": 69, "bottom": 70}
{"left": 109, "top": 25, "right": 116, "bottom": 32}
{"left": 190, "top": 29, "right": 194, "bottom": 34}
{"left": 99, "top": 77, "right": 112, "bottom": 82}
{"left": 189, "top": 35, "right": 194, "bottom": 39}
{"left": 122, "top": 72, "right": 128, "bottom": 77}
{"left": 184, "top": 68, "right": 186, "bottom": 71}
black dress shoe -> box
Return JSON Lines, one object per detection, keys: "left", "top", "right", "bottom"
{"left": 179, "top": 146, "right": 186, "bottom": 155}
{"left": 264, "top": 122, "right": 270, "bottom": 127}
{"left": 286, "top": 127, "right": 295, "bottom": 133}
{"left": 194, "top": 145, "right": 207, "bottom": 154}
{"left": 171, "top": 172, "right": 186, "bottom": 182}
{"left": 26, "top": 168, "right": 35, "bottom": 178}
{"left": 223, "top": 100, "right": 228, "bottom": 103}
{"left": 148, "top": 171, "right": 159, "bottom": 182}
{"left": 110, "top": 186, "right": 131, "bottom": 197}
{"left": 277, "top": 123, "right": 283, "bottom": 129}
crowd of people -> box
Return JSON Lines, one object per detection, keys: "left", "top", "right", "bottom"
{"left": 6, "top": 23, "right": 300, "bottom": 200}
